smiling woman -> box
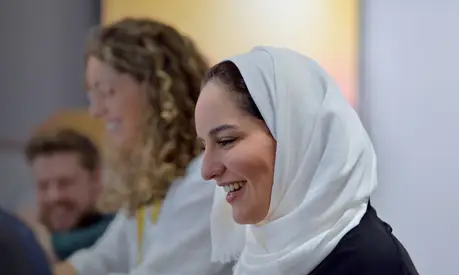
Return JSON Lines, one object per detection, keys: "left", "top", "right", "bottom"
{"left": 85, "top": 58, "right": 144, "bottom": 150}
{"left": 84, "top": 18, "right": 208, "bottom": 214}
{"left": 196, "top": 47, "right": 419, "bottom": 275}
{"left": 197, "top": 63, "right": 276, "bottom": 225}
{"left": 53, "top": 17, "right": 234, "bottom": 275}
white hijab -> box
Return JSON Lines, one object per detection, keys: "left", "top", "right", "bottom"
{"left": 210, "top": 46, "right": 378, "bottom": 275}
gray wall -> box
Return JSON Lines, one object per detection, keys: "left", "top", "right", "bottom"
{"left": 0, "top": 0, "right": 100, "bottom": 210}
{"left": 360, "top": 1, "right": 459, "bottom": 274}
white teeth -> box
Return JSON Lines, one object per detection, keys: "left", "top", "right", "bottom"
{"left": 106, "top": 121, "right": 119, "bottom": 131}
{"left": 222, "top": 181, "right": 246, "bottom": 193}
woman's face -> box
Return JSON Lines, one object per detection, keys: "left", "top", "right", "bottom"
{"left": 195, "top": 81, "right": 276, "bottom": 224}
{"left": 85, "top": 56, "right": 144, "bottom": 149}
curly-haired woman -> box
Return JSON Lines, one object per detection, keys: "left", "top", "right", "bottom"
{"left": 54, "top": 18, "right": 234, "bottom": 275}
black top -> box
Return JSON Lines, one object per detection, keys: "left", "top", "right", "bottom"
{"left": 0, "top": 209, "right": 52, "bottom": 275}
{"left": 309, "top": 203, "right": 419, "bottom": 275}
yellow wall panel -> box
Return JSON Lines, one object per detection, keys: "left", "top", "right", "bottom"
{"left": 103, "top": 0, "right": 358, "bottom": 104}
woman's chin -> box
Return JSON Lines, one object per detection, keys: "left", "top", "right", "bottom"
{"left": 232, "top": 206, "right": 268, "bottom": 225}
{"left": 107, "top": 135, "right": 133, "bottom": 151}
{"left": 232, "top": 210, "right": 259, "bottom": 225}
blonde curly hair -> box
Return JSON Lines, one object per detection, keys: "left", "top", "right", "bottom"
{"left": 85, "top": 18, "right": 209, "bottom": 215}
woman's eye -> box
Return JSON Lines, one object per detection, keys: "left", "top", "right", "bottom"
{"left": 217, "top": 138, "right": 236, "bottom": 148}
{"left": 105, "top": 88, "right": 116, "bottom": 97}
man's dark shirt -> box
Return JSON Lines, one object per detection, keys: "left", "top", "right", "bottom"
{"left": 0, "top": 209, "right": 53, "bottom": 275}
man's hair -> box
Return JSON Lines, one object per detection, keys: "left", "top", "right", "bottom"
{"left": 25, "top": 128, "right": 100, "bottom": 172}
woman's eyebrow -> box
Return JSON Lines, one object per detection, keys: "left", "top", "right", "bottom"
{"left": 208, "top": 124, "right": 237, "bottom": 137}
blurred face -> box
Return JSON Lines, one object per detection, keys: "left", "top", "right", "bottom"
{"left": 85, "top": 56, "right": 144, "bottom": 149}
{"left": 31, "top": 152, "right": 101, "bottom": 232}
{"left": 196, "top": 81, "right": 276, "bottom": 224}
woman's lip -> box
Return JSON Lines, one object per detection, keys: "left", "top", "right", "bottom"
{"left": 226, "top": 184, "right": 246, "bottom": 204}
{"left": 216, "top": 180, "right": 246, "bottom": 187}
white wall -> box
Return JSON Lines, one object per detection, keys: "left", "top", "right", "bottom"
{"left": 360, "top": 1, "right": 459, "bottom": 274}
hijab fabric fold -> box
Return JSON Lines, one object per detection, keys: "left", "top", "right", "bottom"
{"left": 210, "top": 46, "right": 378, "bottom": 275}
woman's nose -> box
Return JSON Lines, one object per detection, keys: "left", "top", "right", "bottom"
{"left": 201, "top": 151, "right": 224, "bottom": 181}
{"left": 88, "top": 96, "right": 106, "bottom": 119}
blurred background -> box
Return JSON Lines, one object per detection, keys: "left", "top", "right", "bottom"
{"left": 0, "top": 0, "right": 457, "bottom": 274}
